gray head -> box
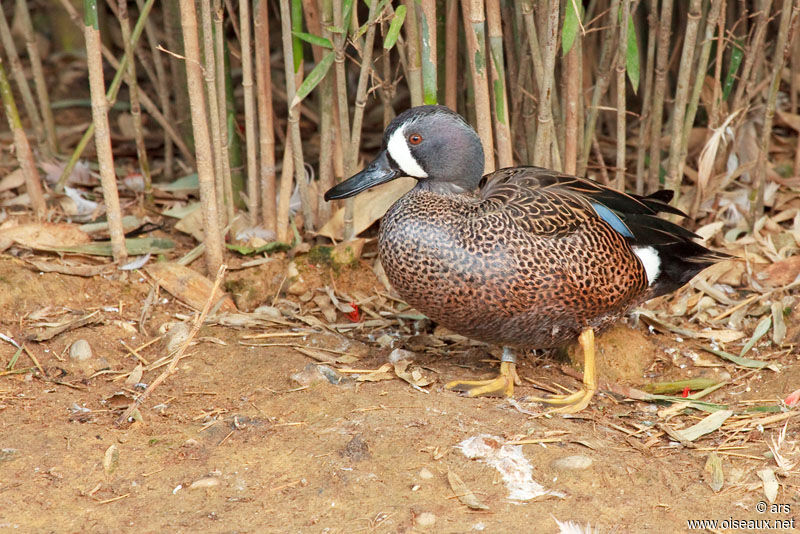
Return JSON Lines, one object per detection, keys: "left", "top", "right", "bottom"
{"left": 325, "top": 105, "right": 485, "bottom": 200}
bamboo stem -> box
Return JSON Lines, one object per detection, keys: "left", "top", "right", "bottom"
{"left": 461, "top": 0, "right": 495, "bottom": 174}
{"left": 646, "top": 0, "right": 673, "bottom": 193}
{"left": 117, "top": 0, "right": 152, "bottom": 196}
{"left": 255, "top": 0, "right": 277, "bottom": 232}
{"left": 84, "top": 0, "right": 127, "bottom": 262}
{"left": 136, "top": 0, "right": 173, "bottom": 178}
{"left": 752, "top": 0, "right": 798, "bottom": 220}
{"left": 0, "top": 7, "right": 46, "bottom": 153}
{"left": 178, "top": 0, "right": 224, "bottom": 274}
{"left": 614, "top": 0, "right": 630, "bottom": 190}
{"left": 0, "top": 56, "right": 46, "bottom": 218}
{"left": 240, "top": 0, "right": 259, "bottom": 224}
{"left": 486, "top": 0, "right": 512, "bottom": 168}
{"left": 664, "top": 0, "right": 703, "bottom": 198}
{"left": 200, "top": 0, "right": 225, "bottom": 226}
{"left": 419, "top": 0, "right": 437, "bottom": 104}
{"left": 213, "top": 0, "right": 235, "bottom": 224}
{"left": 686, "top": 0, "right": 723, "bottom": 218}
{"left": 635, "top": 0, "right": 658, "bottom": 194}
{"left": 444, "top": 0, "right": 459, "bottom": 110}
{"left": 403, "top": 0, "right": 424, "bottom": 106}
{"left": 280, "top": 0, "right": 315, "bottom": 233}
{"left": 579, "top": 0, "right": 621, "bottom": 177}
{"left": 14, "top": 0, "right": 58, "bottom": 155}
{"left": 563, "top": 1, "right": 581, "bottom": 175}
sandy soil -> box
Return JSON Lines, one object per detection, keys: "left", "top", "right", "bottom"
{"left": 0, "top": 253, "right": 798, "bottom": 534}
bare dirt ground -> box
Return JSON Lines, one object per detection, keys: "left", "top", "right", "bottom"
{"left": 0, "top": 242, "right": 798, "bottom": 533}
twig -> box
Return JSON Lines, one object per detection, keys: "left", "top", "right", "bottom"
{"left": 116, "top": 265, "right": 227, "bottom": 426}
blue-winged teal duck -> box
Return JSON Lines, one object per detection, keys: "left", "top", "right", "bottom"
{"left": 325, "top": 105, "right": 728, "bottom": 412}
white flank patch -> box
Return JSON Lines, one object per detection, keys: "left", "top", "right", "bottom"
{"left": 386, "top": 126, "right": 428, "bottom": 178}
{"left": 459, "top": 435, "right": 564, "bottom": 501}
{"left": 633, "top": 245, "right": 661, "bottom": 286}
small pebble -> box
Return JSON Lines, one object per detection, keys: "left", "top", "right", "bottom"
{"left": 551, "top": 454, "right": 593, "bottom": 471}
{"left": 415, "top": 512, "right": 436, "bottom": 528}
{"left": 418, "top": 467, "right": 434, "bottom": 480}
{"left": 388, "top": 348, "right": 415, "bottom": 363}
{"left": 69, "top": 339, "right": 92, "bottom": 361}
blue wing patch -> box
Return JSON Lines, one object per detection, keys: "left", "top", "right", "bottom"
{"left": 591, "top": 202, "right": 634, "bottom": 238}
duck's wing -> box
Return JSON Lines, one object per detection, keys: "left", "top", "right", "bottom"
{"left": 478, "top": 166, "right": 730, "bottom": 296}
{"left": 479, "top": 166, "right": 692, "bottom": 244}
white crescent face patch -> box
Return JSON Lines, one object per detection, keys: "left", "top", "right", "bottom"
{"left": 386, "top": 126, "right": 428, "bottom": 178}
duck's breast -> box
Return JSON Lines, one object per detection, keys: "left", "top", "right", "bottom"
{"left": 378, "top": 190, "right": 648, "bottom": 348}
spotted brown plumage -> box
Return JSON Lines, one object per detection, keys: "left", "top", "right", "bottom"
{"left": 325, "top": 105, "right": 729, "bottom": 412}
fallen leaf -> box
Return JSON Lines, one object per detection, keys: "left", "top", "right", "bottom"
{"left": 447, "top": 470, "right": 489, "bottom": 510}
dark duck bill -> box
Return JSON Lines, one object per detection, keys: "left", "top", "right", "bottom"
{"left": 323, "top": 150, "right": 401, "bottom": 200}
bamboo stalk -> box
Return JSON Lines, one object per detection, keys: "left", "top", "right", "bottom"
{"left": 199, "top": 0, "right": 225, "bottom": 226}
{"left": 461, "top": 0, "right": 495, "bottom": 174}
{"left": 531, "top": 0, "right": 559, "bottom": 170}
{"left": 486, "top": 0, "right": 512, "bottom": 168}
{"left": 646, "top": 0, "right": 674, "bottom": 193}
{"left": 84, "top": 0, "right": 126, "bottom": 263}
{"left": 685, "top": 0, "right": 723, "bottom": 217}
{"left": 178, "top": 0, "right": 224, "bottom": 274}
{"left": 116, "top": 0, "right": 152, "bottom": 196}
{"left": 419, "top": 0, "right": 437, "bottom": 104}
{"left": 54, "top": 0, "right": 192, "bottom": 191}
{"left": 240, "top": 0, "right": 259, "bottom": 224}
{"left": 280, "top": 0, "right": 315, "bottom": 233}
{"left": 444, "top": 0, "right": 459, "bottom": 110}
{"left": 213, "top": 0, "right": 235, "bottom": 224}
{"left": 734, "top": 2, "right": 769, "bottom": 114}
{"left": 317, "top": 0, "right": 336, "bottom": 223}
{"left": 136, "top": 0, "right": 173, "bottom": 178}
{"left": 635, "top": 0, "right": 658, "bottom": 194}
{"left": 708, "top": 0, "right": 726, "bottom": 129}
{"left": 331, "top": 0, "right": 354, "bottom": 239}
{"left": 403, "top": 0, "right": 424, "bottom": 106}
{"left": 563, "top": 1, "right": 581, "bottom": 175}
{"left": 14, "top": 0, "right": 58, "bottom": 155}
{"left": 752, "top": 0, "right": 798, "bottom": 220}
{"left": 664, "top": 0, "right": 702, "bottom": 198}
{"left": 254, "top": 0, "right": 277, "bottom": 232}
{"left": 0, "top": 56, "right": 46, "bottom": 218}
{"left": 614, "top": 0, "right": 631, "bottom": 190}
{"left": 579, "top": 0, "right": 620, "bottom": 178}
{"left": 0, "top": 7, "right": 46, "bottom": 152}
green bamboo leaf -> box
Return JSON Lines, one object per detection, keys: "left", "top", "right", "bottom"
{"left": 291, "top": 0, "right": 304, "bottom": 72}
{"left": 625, "top": 13, "right": 640, "bottom": 93}
{"left": 740, "top": 315, "right": 772, "bottom": 358}
{"left": 383, "top": 5, "right": 406, "bottom": 49}
{"left": 561, "top": 1, "right": 583, "bottom": 56}
{"left": 723, "top": 39, "right": 744, "bottom": 101}
{"left": 292, "top": 31, "right": 333, "bottom": 49}
{"left": 291, "top": 50, "right": 335, "bottom": 107}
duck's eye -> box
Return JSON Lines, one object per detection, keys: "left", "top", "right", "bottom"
{"left": 408, "top": 133, "right": 423, "bottom": 145}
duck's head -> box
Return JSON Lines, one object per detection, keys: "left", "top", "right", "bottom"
{"left": 324, "top": 105, "right": 485, "bottom": 200}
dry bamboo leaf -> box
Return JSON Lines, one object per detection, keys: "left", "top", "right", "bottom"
{"left": 704, "top": 452, "right": 724, "bottom": 492}
{"left": 25, "top": 259, "right": 111, "bottom": 277}
{"left": 125, "top": 364, "right": 144, "bottom": 386}
{"left": 771, "top": 301, "right": 787, "bottom": 345}
{"left": 669, "top": 410, "right": 733, "bottom": 442}
{"left": 0, "top": 168, "right": 25, "bottom": 192}
{"left": 447, "top": 470, "right": 489, "bottom": 510}
{"left": 393, "top": 359, "right": 435, "bottom": 388}
{"left": 0, "top": 223, "right": 90, "bottom": 251}
{"left": 757, "top": 467, "right": 779, "bottom": 503}
{"left": 353, "top": 363, "right": 394, "bottom": 382}
{"left": 103, "top": 444, "right": 119, "bottom": 477}
{"left": 145, "top": 263, "right": 237, "bottom": 313}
